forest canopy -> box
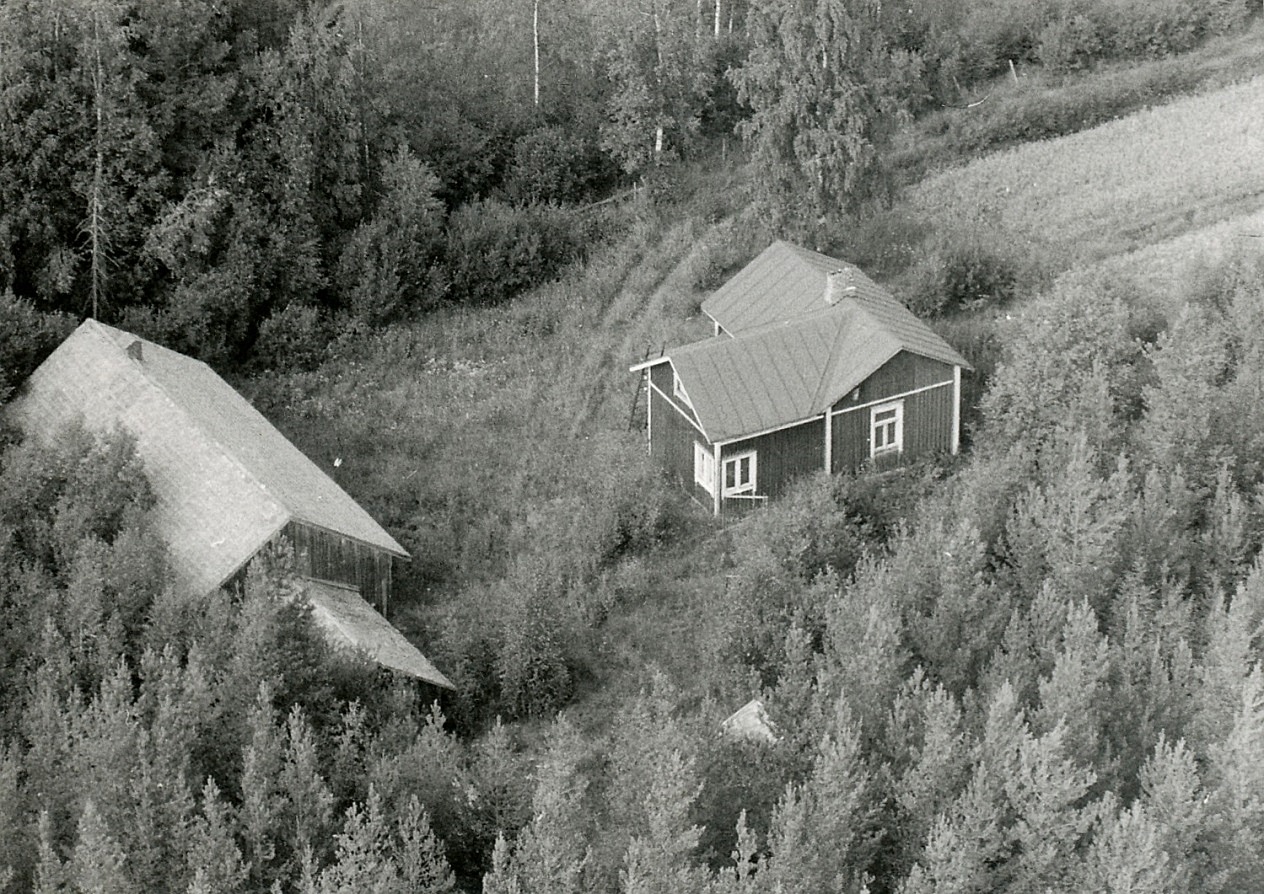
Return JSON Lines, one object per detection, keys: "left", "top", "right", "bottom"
{"left": 1, "top": 0, "right": 1254, "bottom": 370}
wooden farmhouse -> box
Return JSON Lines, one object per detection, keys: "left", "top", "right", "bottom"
{"left": 6, "top": 319, "right": 452, "bottom": 689}
{"left": 633, "top": 240, "right": 971, "bottom": 515}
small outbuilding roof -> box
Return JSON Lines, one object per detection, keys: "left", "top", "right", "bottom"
{"left": 7, "top": 319, "right": 406, "bottom": 596}
{"left": 305, "top": 580, "right": 453, "bottom": 688}
{"left": 720, "top": 698, "right": 778, "bottom": 744}
{"left": 661, "top": 277, "right": 969, "bottom": 443}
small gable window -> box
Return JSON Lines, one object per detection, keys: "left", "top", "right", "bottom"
{"left": 694, "top": 441, "right": 715, "bottom": 494}
{"left": 870, "top": 401, "right": 904, "bottom": 457}
{"left": 723, "top": 451, "right": 756, "bottom": 497}
{"left": 673, "top": 369, "right": 693, "bottom": 409}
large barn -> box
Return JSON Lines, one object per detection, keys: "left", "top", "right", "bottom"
{"left": 7, "top": 319, "right": 452, "bottom": 689}
{"left": 633, "top": 240, "right": 971, "bottom": 515}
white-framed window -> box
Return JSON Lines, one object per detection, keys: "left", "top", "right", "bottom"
{"left": 722, "top": 450, "right": 756, "bottom": 497}
{"left": 694, "top": 441, "right": 715, "bottom": 494}
{"left": 870, "top": 401, "right": 904, "bottom": 457}
{"left": 673, "top": 369, "right": 693, "bottom": 409}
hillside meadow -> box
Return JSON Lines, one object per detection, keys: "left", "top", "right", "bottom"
{"left": 236, "top": 59, "right": 1264, "bottom": 740}
{"left": 906, "top": 74, "right": 1264, "bottom": 272}
{"left": 236, "top": 71, "right": 1264, "bottom": 890}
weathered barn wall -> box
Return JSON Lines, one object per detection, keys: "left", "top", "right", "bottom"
{"left": 287, "top": 520, "right": 394, "bottom": 610}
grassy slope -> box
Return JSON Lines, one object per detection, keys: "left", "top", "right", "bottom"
{"left": 1061, "top": 205, "right": 1264, "bottom": 319}
{"left": 246, "top": 46, "right": 1264, "bottom": 731}
{"left": 244, "top": 210, "right": 743, "bottom": 718}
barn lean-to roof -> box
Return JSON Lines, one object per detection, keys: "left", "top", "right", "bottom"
{"left": 305, "top": 580, "right": 453, "bottom": 687}
{"left": 648, "top": 242, "right": 970, "bottom": 444}
{"left": 6, "top": 320, "right": 452, "bottom": 688}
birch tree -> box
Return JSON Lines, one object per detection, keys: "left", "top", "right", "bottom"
{"left": 601, "top": 0, "right": 714, "bottom": 176}
{"left": 733, "top": 0, "right": 919, "bottom": 224}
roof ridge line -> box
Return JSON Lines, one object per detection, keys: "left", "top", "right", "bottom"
{"left": 90, "top": 322, "right": 409, "bottom": 558}
{"left": 86, "top": 322, "right": 294, "bottom": 533}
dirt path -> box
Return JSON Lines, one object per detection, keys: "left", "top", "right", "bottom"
{"left": 562, "top": 216, "right": 724, "bottom": 437}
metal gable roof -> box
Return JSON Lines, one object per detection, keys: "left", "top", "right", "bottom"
{"left": 669, "top": 309, "right": 844, "bottom": 442}
{"left": 701, "top": 240, "right": 894, "bottom": 335}
{"left": 7, "top": 320, "right": 407, "bottom": 596}
{"left": 842, "top": 287, "right": 970, "bottom": 370}
{"left": 666, "top": 242, "right": 971, "bottom": 443}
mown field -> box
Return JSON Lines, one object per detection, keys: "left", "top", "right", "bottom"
{"left": 907, "top": 74, "right": 1264, "bottom": 272}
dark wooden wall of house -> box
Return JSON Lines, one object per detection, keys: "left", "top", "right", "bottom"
{"left": 831, "top": 351, "right": 955, "bottom": 414}
{"left": 720, "top": 417, "right": 824, "bottom": 514}
{"left": 650, "top": 362, "right": 703, "bottom": 429}
{"left": 649, "top": 384, "right": 713, "bottom": 507}
{"left": 831, "top": 378, "right": 954, "bottom": 473}
{"left": 286, "top": 520, "right": 394, "bottom": 608}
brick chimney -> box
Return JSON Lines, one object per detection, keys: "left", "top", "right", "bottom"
{"left": 126, "top": 340, "right": 143, "bottom": 362}
{"left": 825, "top": 268, "right": 858, "bottom": 306}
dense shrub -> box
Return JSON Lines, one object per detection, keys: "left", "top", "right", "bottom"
{"left": 1037, "top": 11, "right": 1105, "bottom": 72}
{"left": 955, "top": 0, "right": 1046, "bottom": 79}
{"left": 941, "top": 0, "right": 1253, "bottom": 83}
{"left": 687, "top": 216, "right": 770, "bottom": 293}
{"left": 1036, "top": 0, "right": 1212, "bottom": 72}
{"left": 939, "top": 237, "right": 1021, "bottom": 310}
{"left": 251, "top": 302, "right": 333, "bottom": 372}
{"left": 502, "top": 127, "right": 612, "bottom": 206}
{"left": 0, "top": 291, "right": 76, "bottom": 397}
{"left": 928, "top": 314, "right": 1004, "bottom": 437}
{"left": 443, "top": 199, "right": 588, "bottom": 306}
{"left": 905, "top": 230, "right": 1025, "bottom": 317}
{"left": 336, "top": 148, "right": 447, "bottom": 325}
{"left": 496, "top": 577, "right": 575, "bottom": 721}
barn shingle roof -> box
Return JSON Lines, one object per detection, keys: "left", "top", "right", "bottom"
{"left": 661, "top": 243, "right": 969, "bottom": 443}
{"left": 8, "top": 320, "right": 406, "bottom": 596}
{"left": 6, "top": 321, "right": 450, "bottom": 687}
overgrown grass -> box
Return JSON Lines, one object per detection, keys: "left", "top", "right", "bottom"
{"left": 242, "top": 202, "right": 746, "bottom": 730}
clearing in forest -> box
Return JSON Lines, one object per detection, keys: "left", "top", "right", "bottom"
{"left": 907, "top": 75, "right": 1264, "bottom": 270}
